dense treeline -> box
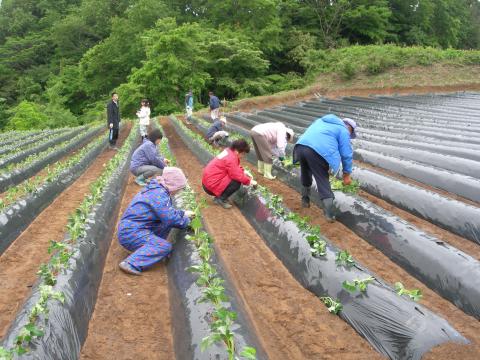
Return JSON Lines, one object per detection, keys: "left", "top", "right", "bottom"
{"left": 0, "top": 0, "right": 479, "bottom": 129}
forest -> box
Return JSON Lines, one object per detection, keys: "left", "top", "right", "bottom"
{"left": 0, "top": 0, "right": 479, "bottom": 130}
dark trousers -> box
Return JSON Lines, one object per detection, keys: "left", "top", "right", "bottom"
{"left": 109, "top": 127, "right": 119, "bottom": 145}
{"left": 203, "top": 180, "right": 241, "bottom": 200}
{"left": 295, "top": 144, "right": 333, "bottom": 200}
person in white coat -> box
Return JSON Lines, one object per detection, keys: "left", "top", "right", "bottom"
{"left": 136, "top": 99, "right": 151, "bottom": 139}
{"left": 250, "top": 122, "right": 294, "bottom": 179}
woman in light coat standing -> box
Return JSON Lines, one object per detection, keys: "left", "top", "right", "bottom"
{"left": 136, "top": 99, "right": 151, "bottom": 139}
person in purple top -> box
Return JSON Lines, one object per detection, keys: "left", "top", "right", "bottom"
{"left": 118, "top": 167, "right": 195, "bottom": 275}
{"left": 130, "top": 128, "right": 170, "bottom": 186}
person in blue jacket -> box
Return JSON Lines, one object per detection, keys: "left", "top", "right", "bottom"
{"left": 130, "top": 128, "right": 170, "bottom": 186}
{"left": 118, "top": 167, "right": 195, "bottom": 275}
{"left": 293, "top": 114, "right": 356, "bottom": 222}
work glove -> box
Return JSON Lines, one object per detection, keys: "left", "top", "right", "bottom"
{"left": 250, "top": 179, "right": 258, "bottom": 188}
{"left": 184, "top": 210, "right": 195, "bottom": 218}
{"left": 109, "top": 123, "right": 113, "bottom": 129}
{"left": 343, "top": 173, "right": 352, "bottom": 186}
{"left": 244, "top": 169, "right": 254, "bottom": 179}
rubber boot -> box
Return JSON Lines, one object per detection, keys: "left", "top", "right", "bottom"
{"left": 301, "top": 186, "right": 311, "bottom": 208}
{"left": 263, "top": 163, "right": 276, "bottom": 180}
{"left": 257, "top": 160, "right": 265, "bottom": 175}
{"left": 321, "top": 198, "right": 336, "bottom": 223}
{"left": 135, "top": 174, "right": 147, "bottom": 186}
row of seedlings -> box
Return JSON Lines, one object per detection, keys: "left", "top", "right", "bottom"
{"left": 0, "top": 128, "right": 70, "bottom": 157}
{"left": 0, "top": 126, "right": 87, "bottom": 168}
{"left": 151, "top": 118, "right": 260, "bottom": 360}
{"left": 192, "top": 114, "right": 480, "bottom": 320}
{"left": 0, "top": 125, "right": 104, "bottom": 192}
{"left": 169, "top": 114, "right": 469, "bottom": 359}
{"left": 0, "top": 122, "right": 137, "bottom": 360}
{"left": 0, "top": 131, "right": 108, "bottom": 254}
{"left": 243, "top": 105, "right": 480, "bottom": 242}
{"left": 0, "top": 130, "right": 43, "bottom": 148}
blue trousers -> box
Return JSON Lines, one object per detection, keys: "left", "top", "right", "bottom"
{"left": 120, "top": 231, "right": 172, "bottom": 271}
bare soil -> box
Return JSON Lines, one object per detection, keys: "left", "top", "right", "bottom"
{"left": 249, "top": 168, "right": 480, "bottom": 359}
{"left": 80, "top": 175, "right": 174, "bottom": 360}
{"left": 162, "top": 118, "right": 381, "bottom": 360}
{"left": 0, "top": 124, "right": 131, "bottom": 338}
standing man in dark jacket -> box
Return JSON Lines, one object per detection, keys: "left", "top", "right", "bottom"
{"left": 107, "top": 92, "right": 121, "bottom": 148}
{"left": 209, "top": 91, "right": 220, "bottom": 121}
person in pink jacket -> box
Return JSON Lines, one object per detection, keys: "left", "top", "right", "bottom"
{"left": 250, "top": 122, "right": 294, "bottom": 179}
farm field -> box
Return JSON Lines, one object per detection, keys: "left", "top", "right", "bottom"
{"left": 1, "top": 92, "right": 480, "bottom": 360}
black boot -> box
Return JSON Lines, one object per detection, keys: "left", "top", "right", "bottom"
{"left": 301, "top": 186, "right": 311, "bottom": 208}
{"left": 321, "top": 198, "right": 336, "bottom": 223}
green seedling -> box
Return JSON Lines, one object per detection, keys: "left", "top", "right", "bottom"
{"left": 201, "top": 277, "right": 228, "bottom": 305}
{"left": 335, "top": 250, "right": 355, "bottom": 266}
{"left": 240, "top": 346, "right": 257, "bottom": 360}
{"left": 320, "top": 297, "right": 343, "bottom": 314}
{"left": 330, "top": 177, "right": 360, "bottom": 194}
{"left": 310, "top": 240, "right": 327, "bottom": 257}
{"left": 395, "top": 282, "right": 423, "bottom": 302}
{"left": 342, "top": 276, "right": 375, "bottom": 293}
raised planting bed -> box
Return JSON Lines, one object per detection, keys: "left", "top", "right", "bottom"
{"left": 351, "top": 166, "right": 480, "bottom": 245}
{"left": 0, "top": 125, "right": 104, "bottom": 192}
{"left": 353, "top": 140, "right": 480, "bottom": 179}
{"left": 168, "top": 114, "right": 470, "bottom": 359}
{"left": 191, "top": 114, "right": 480, "bottom": 320}
{"left": 0, "top": 129, "right": 68, "bottom": 157}
{"left": 0, "top": 134, "right": 108, "bottom": 255}
{"left": 150, "top": 118, "right": 263, "bottom": 360}
{"left": 0, "top": 123, "right": 137, "bottom": 359}
{"left": 354, "top": 149, "right": 480, "bottom": 203}
{"left": 0, "top": 130, "right": 43, "bottom": 148}
{"left": 0, "top": 126, "right": 87, "bottom": 168}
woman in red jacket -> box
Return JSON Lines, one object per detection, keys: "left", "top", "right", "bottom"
{"left": 202, "top": 139, "right": 257, "bottom": 209}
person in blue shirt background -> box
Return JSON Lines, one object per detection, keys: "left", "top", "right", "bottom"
{"left": 293, "top": 114, "right": 356, "bottom": 222}
{"left": 185, "top": 90, "right": 194, "bottom": 124}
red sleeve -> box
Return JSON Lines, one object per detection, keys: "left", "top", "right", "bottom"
{"left": 225, "top": 154, "right": 251, "bottom": 185}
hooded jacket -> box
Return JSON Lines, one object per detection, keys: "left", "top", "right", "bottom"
{"left": 294, "top": 114, "right": 353, "bottom": 174}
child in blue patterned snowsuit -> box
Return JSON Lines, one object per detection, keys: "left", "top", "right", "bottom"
{"left": 118, "top": 167, "right": 193, "bottom": 275}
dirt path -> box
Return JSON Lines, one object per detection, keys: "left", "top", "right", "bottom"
{"left": 162, "top": 118, "right": 381, "bottom": 360}
{"left": 80, "top": 175, "right": 174, "bottom": 360}
{"left": 249, "top": 168, "right": 480, "bottom": 359}
{"left": 0, "top": 124, "right": 131, "bottom": 338}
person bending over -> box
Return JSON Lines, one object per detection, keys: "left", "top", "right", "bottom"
{"left": 293, "top": 114, "right": 356, "bottom": 222}
{"left": 202, "top": 139, "right": 256, "bottom": 209}
{"left": 206, "top": 116, "right": 229, "bottom": 145}
{"left": 118, "top": 167, "right": 194, "bottom": 275}
{"left": 130, "top": 129, "right": 169, "bottom": 186}
{"left": 250, "top": 122, "right": 294, "bottom": 180}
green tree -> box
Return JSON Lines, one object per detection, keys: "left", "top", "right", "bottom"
{"left": 6, "top": 100, "right": 49, "bottom": 130}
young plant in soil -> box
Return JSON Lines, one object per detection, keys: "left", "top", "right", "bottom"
{"left": 395, "top": 282, "right": 423, "bottom": 302}
{"left": 342, "top": 276, "right": 375, "bottom": 293}
{"left": 0, "top": 123, "right": 137, "bottom": 358}
{"left": 320, "top": 297, "right": 343, "bottom": 314}
{"left": 335, "top": 250, "right": 355, "bottom": 266}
